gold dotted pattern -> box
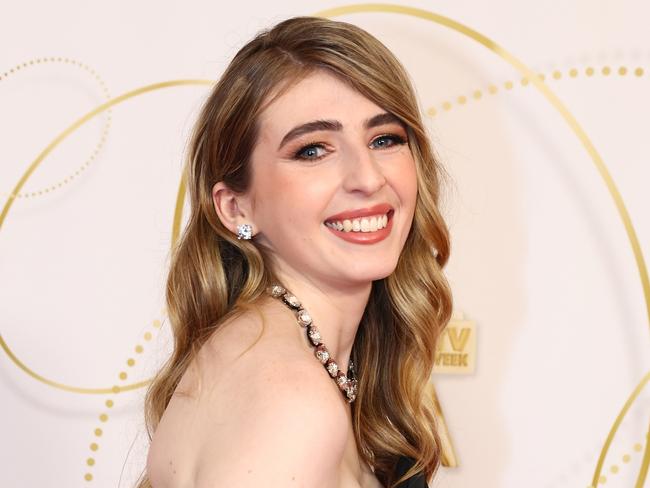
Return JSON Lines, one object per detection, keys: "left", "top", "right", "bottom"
{"left": 83, "top": 315, "right": 164, "bottom": 482}
{"left": 0, "top": 57, "right": 112, "bottom": 199}
{"left": 583, "top": 441, "right": 646, "bottom": 486}
{"left": 426, "top": 65, "right": 645, "bottom": 118}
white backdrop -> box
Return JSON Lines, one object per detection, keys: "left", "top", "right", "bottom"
{"left": 1, "top": 1, "right": 649, "bottom": 487}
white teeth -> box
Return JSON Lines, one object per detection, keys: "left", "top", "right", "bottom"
{"left": 360, "top": 218, "right": 370, "bottom": 232}
{"left": 325, "top": 213, "right": 390, "bottom": 233}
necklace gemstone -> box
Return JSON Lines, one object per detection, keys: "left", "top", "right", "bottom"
{"left": 283, "top": 293, "right": 301, "bottom": 309}
{"left": 326, "top": 361, "right": 339, "bottom": 376}
{"left": 270, "top": 285, "right": 285, "bottom": 297}
{"left": 307, "top": 326, "right": 322, "bottom": 345}
{"left": 297, "top": 309, "right": 312, "bottom": 326}
{"left": 315, "top": 345, "right": 330, "bottom": 363}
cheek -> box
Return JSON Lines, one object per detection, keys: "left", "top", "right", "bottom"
{"left": 255, "top": 168, "right": 334, "bottom": 231}
{"left": 388, "top": 156, "right": 418, "bottom": 208}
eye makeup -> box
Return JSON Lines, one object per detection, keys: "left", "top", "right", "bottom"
{"left": 291, "top": 132, "right": 408, "bottom": 162}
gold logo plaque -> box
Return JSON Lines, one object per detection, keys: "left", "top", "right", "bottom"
{"left": 433, "top": 311, "right": 476, "bottom": 375}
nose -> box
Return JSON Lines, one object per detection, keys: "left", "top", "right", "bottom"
{"left": 341, "top": 146, "right": 387, "bottom": 195}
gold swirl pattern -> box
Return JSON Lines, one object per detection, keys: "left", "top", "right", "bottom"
{"left": 0, "top": 80, "right": 211, "bottom": 397}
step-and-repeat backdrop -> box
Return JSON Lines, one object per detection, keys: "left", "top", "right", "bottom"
{"left": 1, "top": 1, "right": 648, "bottom": 487}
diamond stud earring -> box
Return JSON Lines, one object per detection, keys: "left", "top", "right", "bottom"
{"left": 237, "top": 223, "right": 253, "bottom": 240}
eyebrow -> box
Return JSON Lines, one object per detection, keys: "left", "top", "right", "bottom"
{"left": 277, "top": 112, "right": 405, "bottom": 151}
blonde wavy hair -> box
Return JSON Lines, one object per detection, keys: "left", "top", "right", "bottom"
{"left": 136, "top": 15, "right": 453, "bottom": 488}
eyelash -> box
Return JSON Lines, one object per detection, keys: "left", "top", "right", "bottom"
{"left": 292, "top": 133, "right": 408, "bottom": 162}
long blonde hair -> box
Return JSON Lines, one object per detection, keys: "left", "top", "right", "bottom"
{"left": 136, "top": 15, "right": 453, "bottom": 488}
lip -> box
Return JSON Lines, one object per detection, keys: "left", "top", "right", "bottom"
{"left": 324, "top": 203, "right": 394, "bottom": 223}
{"left": 324, "top": 209, "right": 395, "bottom": 245}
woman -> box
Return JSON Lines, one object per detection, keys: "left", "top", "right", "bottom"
{"left": 139, "top": 15, "right": 453, "bottom": 488}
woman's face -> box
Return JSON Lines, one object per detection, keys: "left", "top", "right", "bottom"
{"left": 244, "top": 69, "right": 418, "bottom": 289}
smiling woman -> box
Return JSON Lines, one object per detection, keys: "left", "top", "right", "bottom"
{"left": 138, "top": 15, "right": 453, "bottom": 488}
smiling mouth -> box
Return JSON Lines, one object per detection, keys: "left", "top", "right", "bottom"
{"left": 324, "top": 209, "right": 394, "bottom": 233}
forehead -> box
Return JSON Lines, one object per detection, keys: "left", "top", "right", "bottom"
{"left": 256, "top": 70, "right": 383, "bottom": 141}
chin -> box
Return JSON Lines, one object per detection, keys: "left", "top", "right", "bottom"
{"left": 343, "top": 262, "right": 398, "bottom": 284}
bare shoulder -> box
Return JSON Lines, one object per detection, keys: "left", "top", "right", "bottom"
{"left": 146, "top": 305, "right": 286, "bottom": 487}
{"left": 192, "top": 308, "right": 351, "bottom": 487}
{"left": 148, "top": 305, "right": 350, "bottom": 488}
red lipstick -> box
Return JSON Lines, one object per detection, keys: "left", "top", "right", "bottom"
{"left": 324, "top": 203, "right": 393, "bottom": 222}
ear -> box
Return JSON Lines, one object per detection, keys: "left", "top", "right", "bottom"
{"left": 211, "top": 181, "right": 255, "bottom": 237}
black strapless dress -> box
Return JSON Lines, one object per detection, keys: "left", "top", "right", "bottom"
{"left": 394, "top": 456, "right": 428, "bottom": 487}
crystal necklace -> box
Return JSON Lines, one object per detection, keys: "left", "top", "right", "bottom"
{"left": 266, "top": 284, "right": 359, "bottom": 403}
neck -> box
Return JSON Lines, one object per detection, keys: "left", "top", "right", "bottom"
{"left": 271, "top": 268, "right": 372, "bottom": 373}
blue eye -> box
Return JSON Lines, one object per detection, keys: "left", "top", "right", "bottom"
{"left": 294, "top": 144, "right": 326, "bottom": 160}
{"left": 370, "top": 134, "right": 407, "bottom": 149}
